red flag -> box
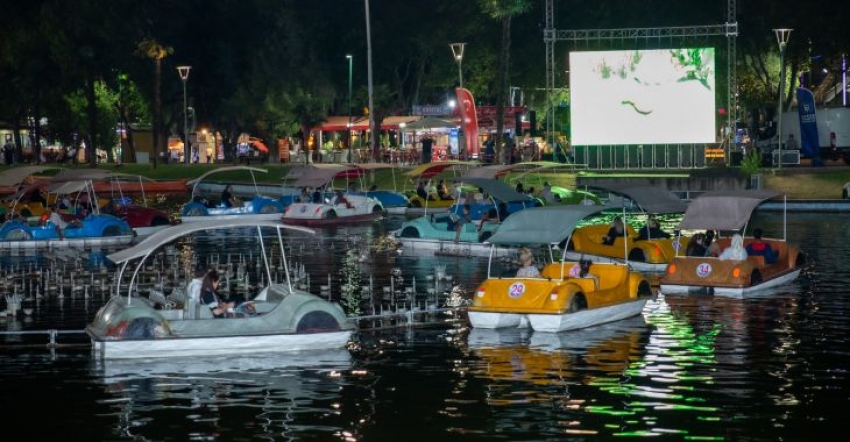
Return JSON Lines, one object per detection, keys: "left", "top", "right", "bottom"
{"left": 455, "top": 88, "right": 480, "bottom": 157}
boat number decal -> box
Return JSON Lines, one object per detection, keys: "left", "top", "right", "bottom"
{"left": 696, "top": 262, "right": 712, "bottom": 278}
{"left": 508, "top": 282, "right": 526, "bottom": 298}
{"left": 300, "top": 205, "right": 307, "bottom": 213}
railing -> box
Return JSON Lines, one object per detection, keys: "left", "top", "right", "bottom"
{"left": 572, "top": 144, "right": 724, "bottom": 169}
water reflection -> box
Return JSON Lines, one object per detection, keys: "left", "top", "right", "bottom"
{"left": 93, "top": 350, "right": 355, "bottom": 441}
{"left": 2, "top": 212, "right": 850, "bottom": 440}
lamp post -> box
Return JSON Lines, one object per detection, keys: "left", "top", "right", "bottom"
{"left": 774, "top": 29, "right": 792, "bottom": 169}
{"left": 450, "top": 43, "right": 466, "bottom": 88}
{"left": 176, "top": 65, "right": 192, "bottom": 165}
{"left": 346, "top": 54, "right": 353, "bottom": 163}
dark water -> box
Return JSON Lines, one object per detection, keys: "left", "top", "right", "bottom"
{"left": 1, "top": 212, "right": 848, "bottom": 441}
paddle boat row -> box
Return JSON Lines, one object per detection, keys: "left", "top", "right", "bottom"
{"left": 86, "top": 219, "right": 356, "bottom": 359}
{"left": 563, "top": 184, "right": 690, "bottom": 272}
{"left": 467, "top": 205, "right": 653, "bottom": 333}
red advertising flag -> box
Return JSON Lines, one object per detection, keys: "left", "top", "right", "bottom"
{"left": 455, "top": 87, "right": 480, "bottom": 157}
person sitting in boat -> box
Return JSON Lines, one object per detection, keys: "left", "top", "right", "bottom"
{"left": 685, "top": 233, "right": 708, "bottom": 257}
{"left": 184, "top": 264, "right": 206, "bottom": 318}
{"left": 101, "top": 197, "right": 117, "bottom": 216}
{"left": 569, "top": 260, "right": 599, "bottom": 286}
{"left": 746, "top": 228, "right": 778, "bottom": 264}
{"left": 437, "top": 179, "right": 452, "bottom": 200}
{"left": 447, "top": 204, "right": 472, "bottom": 243}
{"left": 333, "top": 190, "right": 353, "bottom": 209}
{"left": 221, "top": 184, "right": 241, "bottom": 208}
{"left": 705, "top": 229, "right": 721, "bottom": 257}
{"left": 637, "top": 216, "right": 670, "bottom": 241}
{"left": 312, "top": 186, "right": 324, "bottom": 203}
{"left": 200, "top": 270, "right": 236, "bottom": 318}
{"left": 497, "top": 202, "right": 510, "bottom": 222}
{"left": 416, "top": 181, "right": 429, "bottom": 200}
{"left": 46, "top": 204, "right": 82, "bottom": 240}
{"left": 299, "top": 187, "right": 311, "bottom": 203}
{"left": 602, "top": 216, "right": 626, "bottom": 245}
{"left": 516, "top": 247, "right": 541, "bottom": 278}
{"left": 540, "top": 182, "right": 555, "bottom": 203}
{"left": 719, "top": 234, "right": 748, "bottom": 261}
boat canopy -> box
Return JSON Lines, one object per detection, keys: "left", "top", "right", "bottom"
{"left": 460, "top": 163, "right": 550, "bottom": 180}
{"left": 284, "top": 164, "right": 362, "bottom": 188}
{"left": 590, "top": 183, "right": 688, "bottom": 214}
{"left": 453, "top": 177, "right": 534, "bottom": 203}
{"left": 676, "top": 190, "right": 782, "bottom": 231}
{"left": 186, "top": 166, "right": 268, "bottom": 186}
{"left": 405, "top": 161, "right": 476, "bottom": 181}
{"left": 486, "top": 205, "right": 605, "bottom": 245}
{"left": 107, "top": 219, "right": 315, "bottom": 264}
{"left": 0, "top": 165, "right": 64, "bottom": 187}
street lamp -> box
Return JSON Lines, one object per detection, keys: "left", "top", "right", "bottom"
{"left": 450, "top": 43, "right": 466, "bottom": 88}
{"left": 176, "top": 65, "right": 192, "bottom": 164}
{"left": 774, "top": 29, "right": 792, "bottom": 169}
{"left": 346, "top": 54, "right": 353, "bottom": 163}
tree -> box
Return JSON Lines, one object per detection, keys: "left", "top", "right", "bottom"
{"left": 478, "top": 0, "right": 531, "bottom": 164}
{"left": 290, "top": 87, "right": 333, "bottom": 164}
{"left": 135, "top": 38, "right": 173, "bottom": 168}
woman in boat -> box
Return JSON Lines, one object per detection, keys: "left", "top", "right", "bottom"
{"left": 602, "top": 216, "right": 626, "bottom": 245}
{"left": 719, "top": 234, "right": 748, "bottom": 260}
{"left": 200, "top": 270, "right": 236, "bottom": 318}
{"left": 221, "top": 185, "right": 240, "bottom": 208}
{"left": 516, "top": 247, "right": 541, "bottom": 278}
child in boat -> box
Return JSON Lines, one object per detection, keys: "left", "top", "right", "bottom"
{"left": 516, "top": 247, "right": 541, "bottom": 278}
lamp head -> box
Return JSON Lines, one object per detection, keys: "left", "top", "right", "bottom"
{"left": 177, "top": 65, "right": 192, "bottom": 80}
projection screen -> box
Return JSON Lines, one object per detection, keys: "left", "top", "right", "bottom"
{"left": 570, "top": 48, "right": 716, "bottom": 145}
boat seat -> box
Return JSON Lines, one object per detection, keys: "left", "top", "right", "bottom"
{"left": 746, "top": 255, "right": 766, "bottom": 268}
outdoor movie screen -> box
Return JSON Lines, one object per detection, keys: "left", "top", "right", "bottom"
{"left": 570, "top": 48, "right": 716, "bottom": 146}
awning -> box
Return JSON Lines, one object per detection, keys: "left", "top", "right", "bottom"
{"left": 316, "top": 116, "right": 424, "bottom": 131}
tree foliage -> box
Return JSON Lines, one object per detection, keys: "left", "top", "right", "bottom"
{"left": 0, "top": 0, "right": 848, "bottom": 164}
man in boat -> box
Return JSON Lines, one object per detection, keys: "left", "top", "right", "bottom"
{"left": 746, "top": 228, "right": 778, "bottom": 264}
{"left": 637, "top": 216, "right": 670, "bottom": 240}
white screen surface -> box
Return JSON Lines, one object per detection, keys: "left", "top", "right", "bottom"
{"left": 570, "top": 48, "right": 716, "bottom": 145}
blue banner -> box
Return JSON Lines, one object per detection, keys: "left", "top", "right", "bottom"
{"left": 796, "top": 87, "right": 820, "bottom": 158}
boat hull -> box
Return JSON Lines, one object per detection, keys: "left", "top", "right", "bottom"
{"left": 282, "top": 211, "right": 382, "bottom": 227}
{"left": 467, "top": 311, "right": 530, "bottom": 329}
{"left": 661, "top": 268, "right": 801, "bottom": 296}
{"left": 89, "top": 329, "right": 352, "bottom": 359}
{"left": 527, "top": 298, "right": 648, "bottom": 333}
{"left": 397, "top": 237, "right": 511, "bottom": 257}
{"left": 181, "top": 213, "right": 284, "bottom": 223}
{"left": 0, "top": 235, "right": 135, "bottom": 250}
